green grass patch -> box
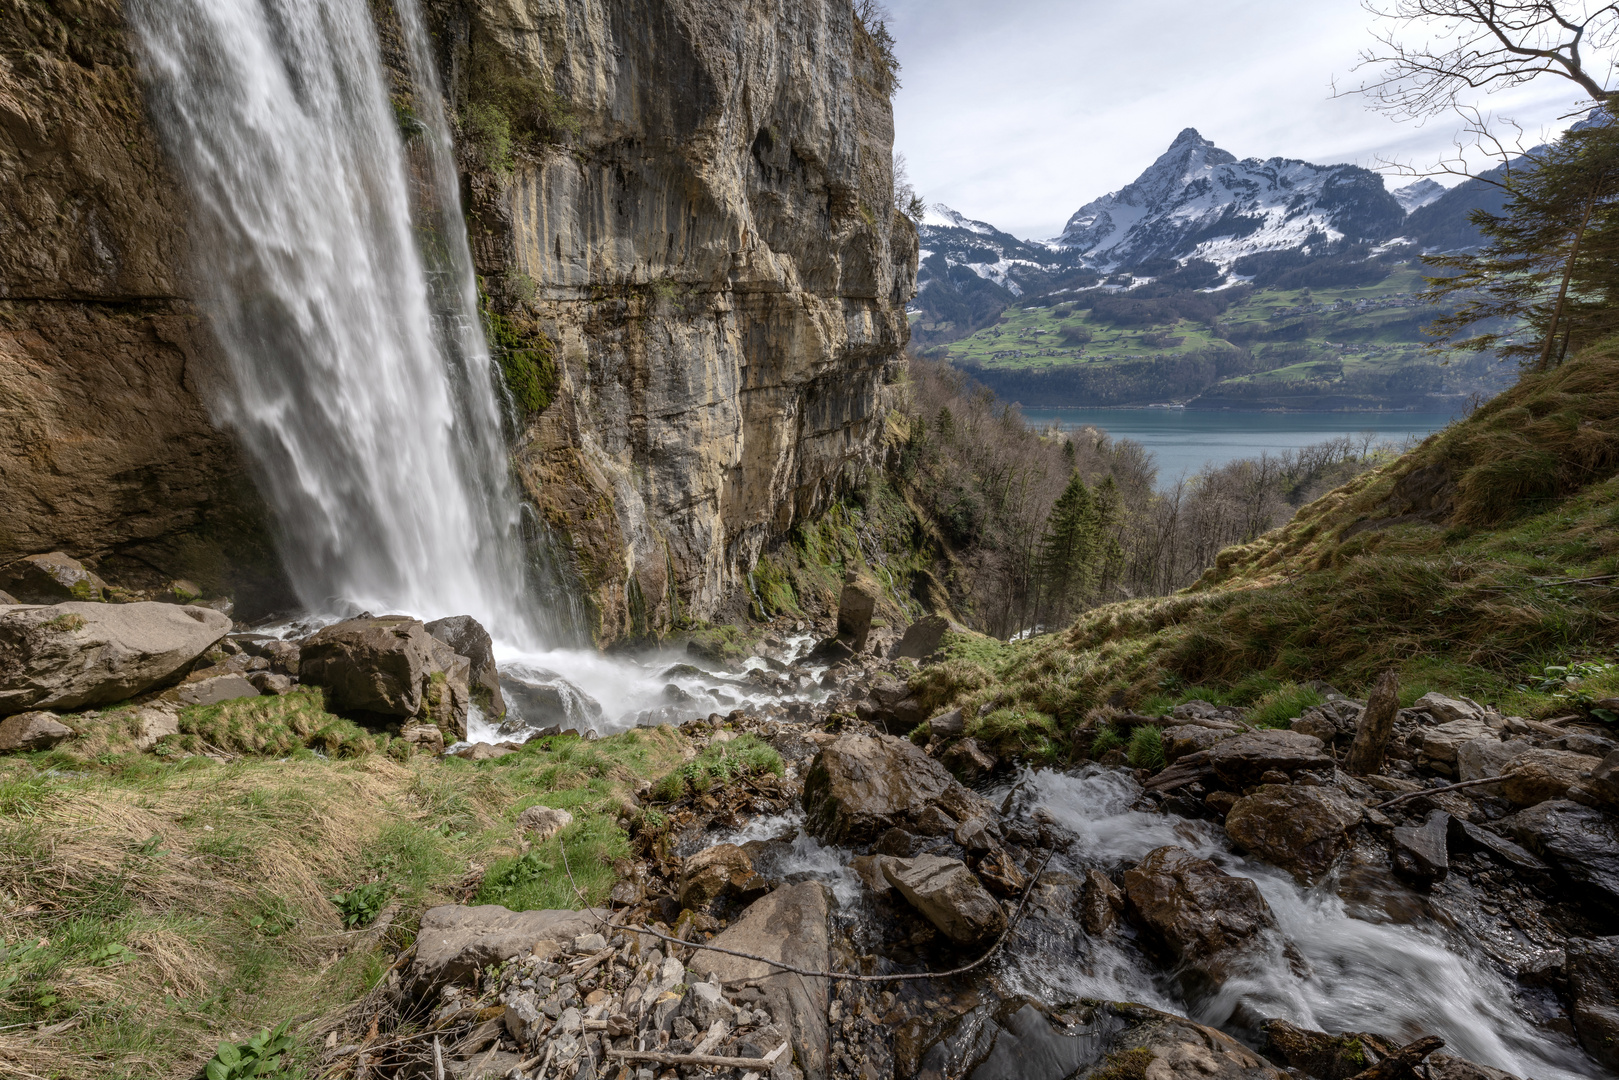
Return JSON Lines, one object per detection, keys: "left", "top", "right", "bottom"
{"left": 647, "top": 735, "right": 783, "bottom": 802}
{"left": 1247, "top": 683, "right": 1326, "bottom": 729}
{"left": 1126, "top": 725, "right": 1166, "bottom": 769}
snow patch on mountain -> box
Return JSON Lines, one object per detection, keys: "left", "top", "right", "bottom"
{"left": 1390, "top": 178, "right": 1445, "bottom": 213}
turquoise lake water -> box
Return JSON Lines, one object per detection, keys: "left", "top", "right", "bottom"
{"left": 1019, "top": 407, "right": 1461, "bottom": 486}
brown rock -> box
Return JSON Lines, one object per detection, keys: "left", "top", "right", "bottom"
{"left": 0, "top": 711, "right": 74, "bottom": 752}
{"left": 940, "top": 736, "right": 996, "bottom": 782}
{"left": 0, "top": 602, "right": 231, "bottom": 715}
{"left": 835, "top": 574, "right": 880, "bottom": 653}
{"left": 1081, "top": 868, "right": 1124, "bottom": 935}
{"left": 1162, "top": 724, "right": 1224, "bottom": 763}
{"left": 300, "top": 616, "right": 470, "bottom": 734}
{"left": 516, "top": 805, "right": 573, "bottom": 842}
{"left": 680, "top": 843, "right": 758, "bottom": 909}
{"left": 882, "top": 854, "right": 1007, "bottom": 946}
{"left": 425, "top": 615, "right": 507, "bottom": 719}
{"left": 1206, "top": 730, "right": 1332, "bottom": 787}
{"left": 891, "top": 614, "right": 967, "bottom": 660}
{"left": 689, "top": 883, "right": 832, "bottom": 1080}
{"left": 1224, "top": 784, "right": 1363, "bottom": 879}
{"left": 801, "top": 733, "right": 994, "bottom": 844}
{"left": 1090, "top": 1001, "right": 1289, "bottom": 1079}
{"left": 1123, "top": 845, "right": 1289, "bottom": 996}
{"left": 1499, "top": 748, "right": 1602, "bottom": 807}
{"left": 175, "top": 674, "right": 260, "bottom": 707}
{"left": 1570, "top": 748, "right": 1619, "bottom": 810}
{"left": 400, "top": 721, "right": 445, "bottom": 756}
{"left": 1205, "top": 790, "right": 1239, "bottom": 818}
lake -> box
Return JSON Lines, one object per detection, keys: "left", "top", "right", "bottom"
{"left": 1019, "top": 407, "right": 1461, "bottom": 486}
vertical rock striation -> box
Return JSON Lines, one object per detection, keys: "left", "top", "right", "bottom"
{"left": 424, "top": 0, "right": 918, "bottom": 641}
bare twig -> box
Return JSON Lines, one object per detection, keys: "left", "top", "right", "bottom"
{"left": 560, "top": 841, "right": 1054, "bottom": 984}
{"left": 1374, "top": 772, "right": 1518, "bottom": 808}
{"left": 607, "top": 1040, "right": 788, "bottom": 1068}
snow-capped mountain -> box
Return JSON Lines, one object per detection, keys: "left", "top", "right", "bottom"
{"left": 1391, "top": 178, "right": 1444, "bottom": 213}
{"left": 1053, "top": 128, "right": 1406, "bottom": 269}
{"left": 916, "top": 205, "right": 1075, "bottom": 297}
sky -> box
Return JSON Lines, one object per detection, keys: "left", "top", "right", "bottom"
{"left": 883, "top": 0, "right": 1599, "bottom": 240}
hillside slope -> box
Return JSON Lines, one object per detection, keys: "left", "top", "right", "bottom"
{"left": 912, "top": 345, "right": 1619, "bottom": 751}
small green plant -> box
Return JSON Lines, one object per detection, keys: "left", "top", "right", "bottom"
{"left": 481, "top": 849, "right": 555, "bottom": 893}
{"left": 205, "top": 1020, "right": 294, "bottom": 1080}
{"left": 40, "top": 613, "right": 86, "bottom": 633}
{"left": 462, "top": 102, "right": 514, "bottom": 177}
{"left": 329, "top": 881, "right": 393, "bottom": 929}
{"left": 1522, "top": 660, "right": 1619, "bottom": 720}
{"left": 1090, "top": 728, "right": 1124, "bottom": 756}
{"left": 1126, "top": 725, "right": 1166, "bottom": 769}
{"left": 1247, "top": 683, "right": 1325, "bottom": 729}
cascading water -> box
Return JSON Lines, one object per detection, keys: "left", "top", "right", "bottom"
{"left": 126, "top": 0, "right": 546, "bottom": 645}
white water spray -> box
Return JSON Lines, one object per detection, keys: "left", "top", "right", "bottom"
{"left": 127, "top": 0, "right": 544, "bottom": 644}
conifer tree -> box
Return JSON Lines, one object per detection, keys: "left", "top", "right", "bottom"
{"left": 1036, "top": 471, "right": 1100, "bottom": 626}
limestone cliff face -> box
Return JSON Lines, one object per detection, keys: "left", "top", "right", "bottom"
{"left": 424, "top": 0, "right": 918, "bottom": 641}
{"left": 0, "top": 0, "right": 286, "bottom": 614}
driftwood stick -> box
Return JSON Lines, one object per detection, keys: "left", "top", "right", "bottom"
{"left": 560, "top": 841, "right": 1052, "bottom": 984}
{"left": 1374, "top": 773, "right": 1515, "bottom": 809}
{"left": 607, "top": 1040, "right": 788, "bottom": 1069}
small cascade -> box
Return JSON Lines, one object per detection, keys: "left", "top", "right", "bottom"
{"left": 126, "top": 0, "right": 547, "bottom": 644}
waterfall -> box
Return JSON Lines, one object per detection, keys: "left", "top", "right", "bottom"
{"left": 126, "top": 0, "right": 547, "bottom": 645}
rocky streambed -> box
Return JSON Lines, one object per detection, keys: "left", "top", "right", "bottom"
{"left": 3, "top": 568, "right": 1618, "bottom": 1080}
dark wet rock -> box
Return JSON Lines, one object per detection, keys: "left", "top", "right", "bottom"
{"left": 1567, "top": 936, "right": 1619, "bottom": 1072}
{"left": 953, "top": 814, "right": 999, "bottom": 853}
{"left": 1571, "top": 749, "right": 1619, "bottom": 810}
{"left": 881, "top": 853, "right": 1007, "bottom": 946}
{"left": 425, "top": 615, "right": 506, "bottom": 719}
{"left": 499, "top": 669, "right": 603, "bottom": 732}
{"left": 1162, "top": 724, "right": 1224, "bottom": 763}
{"left": 301, "top": 616, "right": 470, "bottom": 734}
{"left": 912, "top": 804, "right": 960, "bottom": 837}
{"left": 1499, "top": 748, "right": 1603, "bottom": 807}
{"left": 892, "top": 614, "right": 966, "bottom": 660}
{"left": 689, "top": 882, "right": 831, "bottom": 1080}
{"left": 1022, "top": 870, "right": 1084, "bottom": 924}
{"left": 1223, "top": 784, "right": 1362, "bottom": 879}
{"left": 1259, "top": 1018, "right": 1377, "bottom": 1080}
{"left": 1123, "top": 845, "right": 1292, "bottom": 997}
{"left": 976, "top": 847, "right": 1028, "bottom": 896}
{"left": 1205, "top": 791, "right": 1239, "bottom": 818}
{"left": 408, "top": 904, "right": 607, "bottom": 991}
{"left": 1392, "top": 809, "right": 1450, "bottom": 885}
{"left": 1206, "top": 730, "right": 1332, "bottom": 788}
{"left": 801, "top": 733, "right": 993, "bottom": 845}
{"left": 1075, "top": 1002, "right": 1288, "bottom": 1079}
{"left": 1081, "top": 868, "right": 1124, "bottom": 935}
{"left": 1444, "top": 817, "right": 1550, "bottom": 876}
{"left": 1290, "top": 698, "right": 1364, "bottom": 744}
{"left": 941, "top": 736, "right": 996, "bottom": 782}
{"left": 1500, "top": 799, "right": 1619, "bottom": 909}
{"left": 0, "top": 710, "right": 73, "bottom": 752}
{"left": 1, "top": 601, "right": 231, "bottom": 715}
{"left": 1553, "top": 732, "right": 1617, "bottom": 757}
{"left": 0, "top": 552, "right": 107, "bottom": 603}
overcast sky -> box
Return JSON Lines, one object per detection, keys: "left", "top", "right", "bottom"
{"left": 884, "top": 0, "right": 1596, "bottom": 240}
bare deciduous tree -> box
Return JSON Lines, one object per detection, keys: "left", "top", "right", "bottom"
{"left": 1354, "top": 1, "right": 1619, "bottom": 120}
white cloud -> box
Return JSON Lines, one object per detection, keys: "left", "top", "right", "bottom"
{"left": 884, "top": 0, "right": 1593, "bottom": 240}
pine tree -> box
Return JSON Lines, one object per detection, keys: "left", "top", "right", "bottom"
{"left": 1425, "top": 111, "right": 1619, "bottom": 371}
{"left": 1036, "top": 471, "right": 1100, "bottom": 626}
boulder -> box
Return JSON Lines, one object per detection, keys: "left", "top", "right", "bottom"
{"left": 681, "top": 843, "right": 760, "bottom": 909}
{"left": 1290, "top": 699, "right": 1364, "bottom": 744}
{"left": 881, "top": 854, "right": 1007, "bottom": 946}
{"left": 0, "top": 710, "right": 73, "bottom": 752}
{"left": 1445, "top": 817, "right": 1549, "bottom": 875}
{"left": 1455, "top": 736, "right": 1531, "bottom": 790}
{"left": 1223, "top": 785, "right": 1362, "bottom": 880}
{"left": 1567, "top": 936, "right": 1619, "bottom": 1072}
{"left": 1391, "top": 810, "right": 1450, "bottom": 885}
{"left": 130, "top": 704, "right": 179, "bottom": 751}
{"left": 689, "top": 882, "right": 831, "bottom": 1080}
{"left": 0, "top": 602, "right": 231, "bottom": 715}
{"left": 1500, "top": 800, "right": 1619, "bottom": 910}
{"left": 426, "top": 615, "right": 507, "bottom": 719}
{"left": 1170, "top": 700, "right": 1250, "bottom": 726}
{"left": 175, "top": 674, "right": 260, "bottom": 707}
{"left": 1123, "top": 845, "right": 1289, "bottom": 997}
{"left": 248, "top": 671, "right": 295, "bottom": 696}
{"left": 1082, "top": 1002, "right": 1289, "bottom": 1080}
{"left": 1417, "top": 719, "right": 1497, "bottom": 774}
{"left": 300, "top": 616, "right": 470, "bottom": 735}
{"left": 1206, "top": 730, "right": 1332, "bottom": 788}
{"left": 835, "top": 574, "right": 880, "bottom": 653}
{"left": 515, "top": 805, "right": 573, "bottom": 843}
{"left": 408, "top": 904, "right": 608, "bottom": 991}
{"left": 1413, "top": 691, "right": 1488, "bottom": 724}
{"left": 1571, "top": 749, "right": 1619, "bottom": 810}
{"left": 499, "top": 670, "right": 603, "bottom": 733}
{"left": 928, "top": 707, "right": 965, "bottom": 738}
{"left": 0, "top": 590, "right": 16, "bottom": 605}
{"left": 891, "top": 614, "right": 965, "bottom": 660}
{"left": 940, "top": 737, "right": 996, "bottom": 782}
{"left": 801, "top": 733, "right": 994, "bottom": 845}
{"left": 0, "top": 552, "right": 107, "bottom": 603}
{"left": 1499, "top": 748, "right": 1602, "bottom": 807}
{"left": 1161, "top": 724, "right": 1224, "bottom": 763}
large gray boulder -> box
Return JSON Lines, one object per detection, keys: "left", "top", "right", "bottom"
{"left": 498, "top": 669, "right": 602, "bottom": 733}
{"left": 1123, "top": 845, "right": 1293, "bottom": 998}
{"left": 300, "top": 616, "right": 470, "bottom": 735}
{"left": 801, "top": 733, "right": 994, "bottom": 844}
{"left": 0, "top": 602, "right": 230, "bottom": 715}
{"left": 881, "top": 854, "right": 1007, "bottom": 946}
{"left": 689, "top": 882, "right": 831, "bottom": 1080}
{"left": 1205, "top": 730, "right": 1332, "bottom": 787}
{"left": 0, "top": 552, "right": 107, "bottom": 603}
{"left": 425, "top": 615, "right": 506, "bottom": 719}
{"left": 1223, "top": 785, "right": 1362, "bottom": 880}
{"left": 408, "top": 904, "right": 608, "bottom": 991}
